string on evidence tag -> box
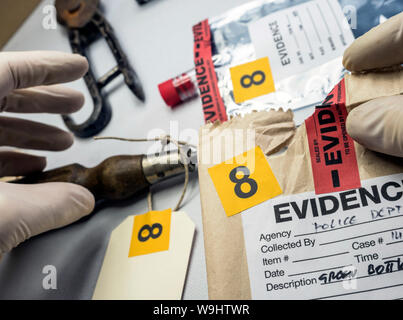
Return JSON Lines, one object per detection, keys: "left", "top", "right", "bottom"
{"left": 94, "top": 135, "right": 195, "bottom": 257}
{"left": 94, "top": 134, "right": 196, "bottom": 212}
{"left": 92, "top": 135, "right": 196, "bottom": 299}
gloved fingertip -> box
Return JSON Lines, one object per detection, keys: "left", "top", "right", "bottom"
{"left": 346, "top": 107, "right": 360, "bottom": 140}
{"left": 51, "top": 131, "right": 74, "bottom": 151}
{"left": 34, "top": 155, "right": 47, "bottom": 172}
{"left": 81, "top": 187, "right": 96, "bottom": 215}
{"left": 62, "top": 89, "right": 85, "bottom": 114}
{"left": 0, "top": 152, "right": 46, "bottom": 177}
{"left": 346, "top": 106, "right": 371, "bottom": 148}
{"left": 68, "top": 183, "right": 96, "bottom": 217}
{"left": 18, "top": 154, "right": 47, "bottom": 174}
{"left": 72, "top": 54, "right": 89, "bottom": 76}
{"left": 346, "top": 97, "right": 403, "bottom": 157}
{"left": 342, "top": 52, "right": 351, "bottom": 71}
{"left": 342, "top": 45, "right": 357, "bottom": 72}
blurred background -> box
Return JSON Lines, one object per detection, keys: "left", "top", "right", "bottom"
{"left": 0, "top": 0, "right": 41, "bottom": 48}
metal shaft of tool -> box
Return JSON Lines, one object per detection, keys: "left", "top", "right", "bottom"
{"left": 142, "top": 148, "right": 196, "bottom": 185}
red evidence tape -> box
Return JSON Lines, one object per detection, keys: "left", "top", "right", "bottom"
{"left": 193, "top": 20, "right": 228, "bottom": 123}
{"left": 305, "top": 79, "right": 361, "bottom": 194}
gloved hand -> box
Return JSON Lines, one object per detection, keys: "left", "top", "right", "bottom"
{"left": 344, "top": 12, "right": 403, "bottom": 157}
{"left": 0, "top": 51, "right": 95, "bottom": 256}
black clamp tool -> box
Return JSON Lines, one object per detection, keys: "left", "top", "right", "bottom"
{"left": 55, "top": 0, "right": 145, "bottom": 138}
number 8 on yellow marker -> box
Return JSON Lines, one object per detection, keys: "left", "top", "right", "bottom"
{"left": 129, "top": 209, "right": 172, "bottom": 257}
{"left": 208, "top": 146, "right": 282, "bottom": 217}
{"left": 230, "top": 57, "right": 276, "bottom": 104}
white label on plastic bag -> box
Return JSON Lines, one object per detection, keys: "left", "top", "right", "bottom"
{"left": 249, "top": 0, "right": 354, "bottom": 82}
{"left": 242, "top": 174, "right": 403, "bottom": 299}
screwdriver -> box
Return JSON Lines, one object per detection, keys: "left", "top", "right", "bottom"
{"left": 11, "top": 149, "right": 196, "bottom": 202}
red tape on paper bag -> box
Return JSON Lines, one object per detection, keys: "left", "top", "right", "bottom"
{"left": 193, "top": 20, "right": 227, "bottom": 123}
{"left": 305, "top": 79, "right": 361, "bottom": 194}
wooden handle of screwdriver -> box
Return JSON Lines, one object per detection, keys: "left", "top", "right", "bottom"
{"left": 12, "top": 155, "right": 150, "bottom": 201}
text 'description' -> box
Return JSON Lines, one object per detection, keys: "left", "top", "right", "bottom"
{"left": 242, "top": 174, "right": 403, "bottom": 300}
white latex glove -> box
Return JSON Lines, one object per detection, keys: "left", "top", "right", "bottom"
{"left": 343, "top": 12, "right": 403, "bottom": 157}
{"left": 0, "top": 51, "right": 95, "bottom": 256}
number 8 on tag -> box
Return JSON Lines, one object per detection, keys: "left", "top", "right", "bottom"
{"left": 229, "top": 166, "right": 258, "bottom": 199}
{"left": 230, "top": 57, "right": 275, "bottom": 104}
{"left": 208, "top": 146, "right": 282, "bottom": 217}
{"left": 129, "top": 209, "right": 172, "bottom": 257}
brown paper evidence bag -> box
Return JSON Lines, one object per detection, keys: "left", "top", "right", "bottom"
{"left": 197, "top": 70, "right": 403, "bottom": 299}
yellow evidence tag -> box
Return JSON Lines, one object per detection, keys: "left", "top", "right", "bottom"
{"left": 129, "top": 209, "right": 171, "bottom": 257}
{"left": 93, "top": 211, "right": 195, "bottom": 300}
{"left": 208, "top": 146, "right": 282, "bottom": 217}
{"left": 230, "top": 57, "right": 276, "bottom": 104}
